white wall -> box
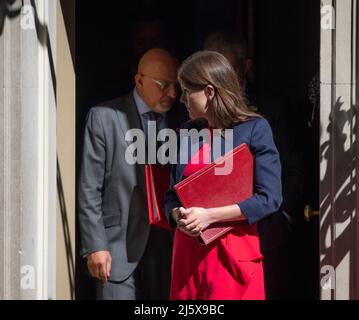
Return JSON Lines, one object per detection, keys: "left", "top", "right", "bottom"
{"left": 320, "top": 0, "right": 359, "bottom": 300}
{"left": 0, "top": 0, "right": 56, "bottom": 299}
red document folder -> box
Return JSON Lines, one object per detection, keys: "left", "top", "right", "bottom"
{"left": 174, "top": 143, "right": 253, "bottom": 244}
{"left": 145, "top": 164, "right": 171, "bottom": 230}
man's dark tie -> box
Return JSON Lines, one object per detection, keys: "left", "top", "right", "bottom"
{"left": 145, "top": 111, "right": 162, "bottom": 138}
{"left": 147, "top": 111, "right": 161, "bottom": 125}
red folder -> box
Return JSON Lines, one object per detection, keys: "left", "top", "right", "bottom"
{"left": 145, "top": 164, "right": 171, "bottom": 230}
{"left": 174, "top": 143, "right": 253, "bottom": 244}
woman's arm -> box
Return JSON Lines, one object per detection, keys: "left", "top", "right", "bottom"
{"left": 177, "top": 205, "right": 246, "bottom": 237}
{"left": 237, "top": 118, "right": 282, "bottom": 224}
{"left": 179, "top": 118, "right": 283, "bottom": 237}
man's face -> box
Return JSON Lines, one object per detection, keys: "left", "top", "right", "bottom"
{"left": 136, "top": 62, "right": 180, "bottom": 113}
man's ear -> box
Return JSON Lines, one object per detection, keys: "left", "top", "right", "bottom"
{"left": 243, "top": 59, "right": 253, "bottom": 76}
{"left": 135, "top": 74, "right": 143, "bottom": 88}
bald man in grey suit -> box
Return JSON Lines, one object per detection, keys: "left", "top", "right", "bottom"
{"left": 78, "top": 49, "right": 186, "bottom": 299}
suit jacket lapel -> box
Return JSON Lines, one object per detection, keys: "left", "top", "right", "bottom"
{"left": 116, "top": 92, "right": 146, "bottom": 183}
{"left": 116, "top": 93, "right": 143, "bottom": 146}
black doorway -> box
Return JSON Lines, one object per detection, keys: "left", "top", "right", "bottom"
{"left": 75, "top": 0, "right": 320, "bottom": 300}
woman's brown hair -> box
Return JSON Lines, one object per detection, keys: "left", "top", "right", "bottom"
{"left": 178, "top": 50, "right": 261, "bottom": 128}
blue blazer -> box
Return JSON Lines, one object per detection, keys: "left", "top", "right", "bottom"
{"left": 165, "top": 117, "right": 283, "bottom": 226}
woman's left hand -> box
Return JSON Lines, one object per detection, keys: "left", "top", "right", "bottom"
{"left": 177, "top": 207, "right": 212, "bottom": 237}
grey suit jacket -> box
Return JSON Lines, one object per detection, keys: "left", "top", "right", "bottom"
{"left": 78, "top": 92, "right": 186, "bottom": 282}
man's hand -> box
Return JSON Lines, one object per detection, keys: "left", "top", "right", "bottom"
{"left": 87, "top": 250, "right": 112, "bottom": 283}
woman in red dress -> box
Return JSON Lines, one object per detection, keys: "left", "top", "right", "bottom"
{"left": 165, "top": 51, "right": 282, "bottom": 300}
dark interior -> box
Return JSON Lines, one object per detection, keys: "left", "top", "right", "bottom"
{"left": 75, "top": 0, "right": 320, "bottom": 299}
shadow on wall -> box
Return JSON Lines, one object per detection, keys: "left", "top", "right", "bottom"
{"left": 320, "top": 96, "right": 359, "bottom": 299}
{"left": 0, "top": 0, "right": 21, "bottom": 35}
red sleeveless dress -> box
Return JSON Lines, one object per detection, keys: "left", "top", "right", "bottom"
{"left": 170, "top": 129, "right": 265, "bottom": 300}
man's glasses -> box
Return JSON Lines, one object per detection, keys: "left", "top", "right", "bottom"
{"left": 140, "top": 74, "right": 181, "bottom": 93}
